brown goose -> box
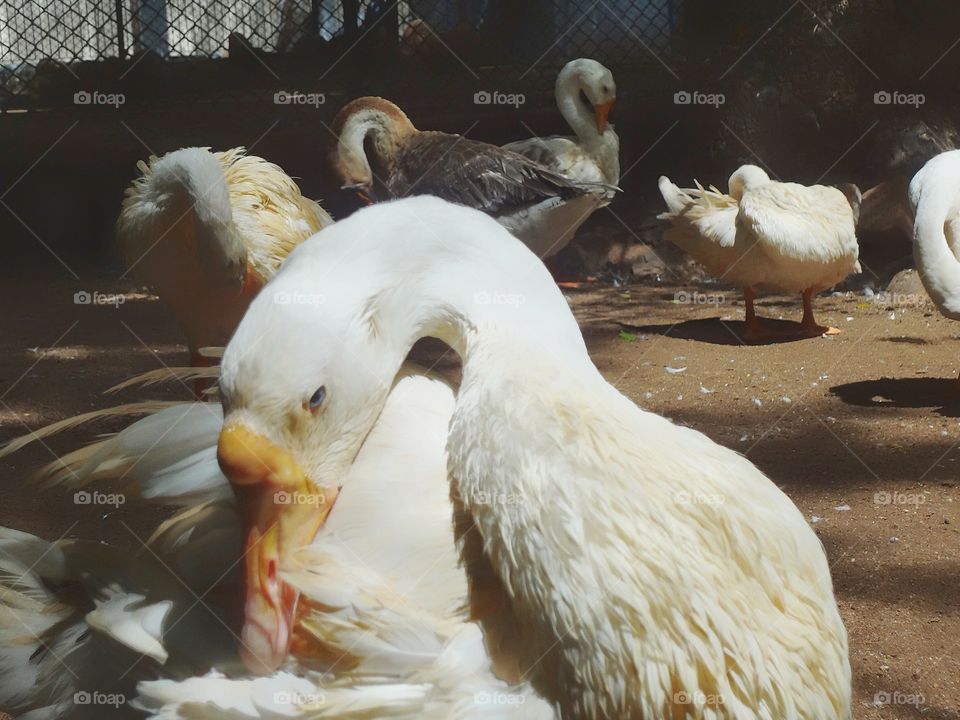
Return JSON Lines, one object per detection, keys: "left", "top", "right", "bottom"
{"left": 331, "top": 96, "right": 613, "bottom": 258}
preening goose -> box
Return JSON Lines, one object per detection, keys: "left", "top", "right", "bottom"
{"left": 117, "top": 147, "right": 332, "bottom": 382}
{"left": 330, "top": 96, "right": 613, "bottom": 258}
{"left": 503, "top": 58, "right": 619, "bottom": 191}
{"left": 0, "top": 368, "right": 554, "bottom": 718}
{"left": 659, "top": 165, "right": 861, "bottom": 340}
{"left": 214, "top": 196, "right": 851, "bottom": 717}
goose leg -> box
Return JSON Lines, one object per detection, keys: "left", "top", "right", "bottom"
{"left": 799, "top": 288, "right": 841, "bottom": 337}
{"left": 742, "top": 286, "right": 769, "bottom": 341}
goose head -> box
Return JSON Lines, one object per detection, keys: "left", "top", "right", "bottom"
{"left": 330, "top": 96, "right": 417, "bottom": 194}
{"left": 216, "top": 258, "right": 401, "bottom": 673}
{"left": 727, "top": 164, "right": 770, "bottom": 200}
{"left": 557, "top": 58, "right": 617, "bottom": 135}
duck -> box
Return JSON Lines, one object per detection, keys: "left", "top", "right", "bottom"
{"left": 503, "top": 58, "right": 619, "bottom": 193}
{"left": 212, "top": 195, "right": 851, "bottom": 717}
{"left": 116, "top": 146, "right": 332, "bottom": 389}
{"left": 909, "top": 150, "right": 960, "bottom": 378}
{"left": 658, "top": 165, "right": 862, "bottom": 340}
{"left": 330, "top": 96, "right": 614, "bottom": 259}
{"left": 0, "top": 366, "right": 554, "bottom": 718}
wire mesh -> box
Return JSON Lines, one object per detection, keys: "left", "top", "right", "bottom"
{"left": 0, "top": 0, "right": 681, "bottom": 108}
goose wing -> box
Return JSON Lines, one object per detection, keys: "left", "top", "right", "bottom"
{"left": 737, "top": 181, "right": 858, "bottom": 263}
{"left": 389, "top": 132, "right": 602, "bottom": 216}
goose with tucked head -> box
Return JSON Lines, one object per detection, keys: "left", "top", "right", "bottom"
{"left": 215, "top": 196, "right": 851, "bottom": 717}
{"left": 503, "top": 58, "right": 620, "bottom": 192}
{"left": 331, "top": 96, "right": 614, "bottom": 259}
{"left": 659, "top": 164, "right": 861, "bottom": 340}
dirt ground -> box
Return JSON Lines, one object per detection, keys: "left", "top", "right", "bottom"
{"left": 1, "top": 257, "right": 959, "bottom": 720}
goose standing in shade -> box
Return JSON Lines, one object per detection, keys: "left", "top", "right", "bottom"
{"left": 330, "top": 96, "right": 613, "bottom": 258}
{"left": 213, "top": 196, "right": 851, "bottom": 717}
{"left": 909, "top": 150, "right": 960, "bottom": 379}
{"left": 503, "top": 58, "right": 619, "bottom": 193}
{"left": 659, "top": 165, "right": 861, "bottom": 340}
{"left": 117, "top": 147, "right": 332, "bottom": 388}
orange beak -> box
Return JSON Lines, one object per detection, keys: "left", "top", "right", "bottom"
{"left": 217, "top": 424, "right": 337, "bottom": 673}
{"left": 595, "top": 99, "right": 615, "bottom": 133}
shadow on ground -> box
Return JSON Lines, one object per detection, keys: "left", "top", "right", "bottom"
{"left": 622, "top": 317, "right": 829, "bottom": 346}
{"left": 830, "top": 378, "right": 960, "bottom": 417}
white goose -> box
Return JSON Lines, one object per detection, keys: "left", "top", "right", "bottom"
{"left": 209, "top": 196, "right": 851, "bottom": 717}
{"left": 330, "top": 97, "right": 614, "bottom": 258}
{"left": 0, "top": 369, "right": 554, "bottom": 718}
{"left": 910, "top": 150, "right": 960, "bottom": 322}
{"left": 503, "top": 58, "right": 619, "bottom": 191}
{"left": 659, "top": 165, "right": 861, "bottom": 340}
{"left": 117, "top": 147, "right": 332, "bottom": 386}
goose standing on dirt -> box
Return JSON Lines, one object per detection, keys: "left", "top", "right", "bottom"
{"left": 503, "top": 58, "right": 619, "bottom": 194}
{"left": 116, "top": 147, "right": 332, "bottom": 387}
{"left": 659, "top": 165, "right": 861, "bottom": 340}
{"left": 331, "top": 96, "right": 613, "bottom": 258}
{"left": 212, "top": 196, "right": 851, "bottom": 717}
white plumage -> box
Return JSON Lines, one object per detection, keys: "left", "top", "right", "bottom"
{"left": 213, "top": 196, "right": 851, "bottom": 718}
{"left": 658, "top": 165, "right": 861, "bottom": 339}
{"left": 909, "top": 149, "right": 960, "bottom": 321}
{"left": 503, "top": 58, "right": 620, "bottom": 192}
{"left": 116, "top": 147, "right": 332, "bottom": 373}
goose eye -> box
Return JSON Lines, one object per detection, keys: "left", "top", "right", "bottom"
{"left": 306, "top": 386, "right": 326, "bottom": 414}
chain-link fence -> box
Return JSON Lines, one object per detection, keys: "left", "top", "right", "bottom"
{"left": 0, "top": 0, "right": 682, "bottom": 109}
